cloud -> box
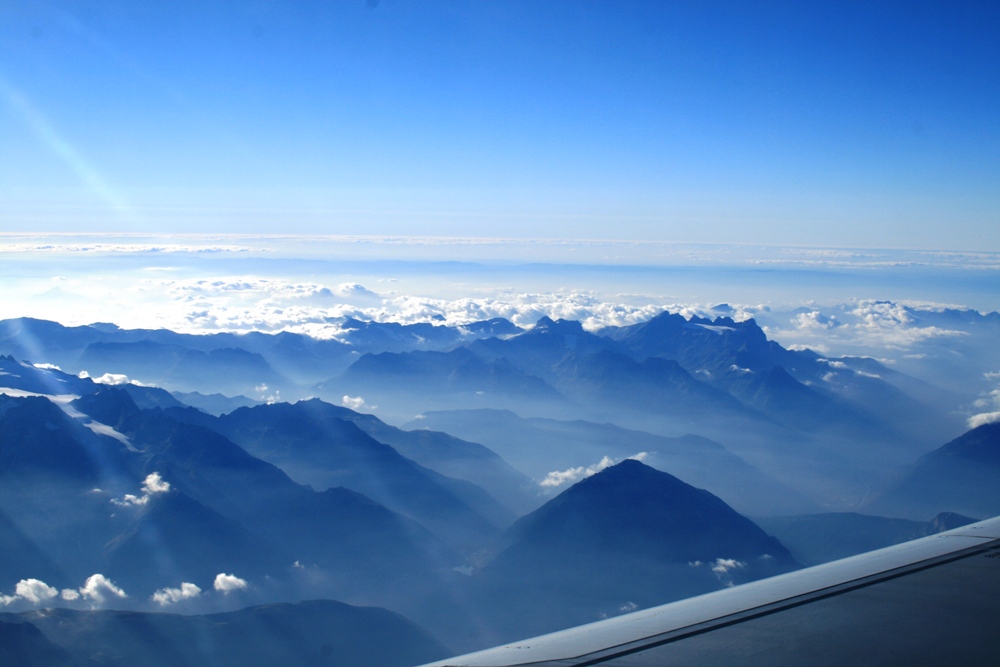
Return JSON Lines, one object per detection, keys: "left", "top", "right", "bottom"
{"left": 968, "top": 412, "right": 1000, "bottom": 429}
{"left": 61, "top": 589, "right": 80, "bottom": 601}
{"left": 792, "top": 311, "right": 841, "bottom": 331}
{"left": 111, "top": 472, "right": 170, "bottom": 507}
{"left": 213, "top": 573, "right": 248, "bottom": 593}
{"left": 79, "top": 574, "right": 127, "bottom": 602}
{"left": 32, "top": 363, "right": 62, "bottom": 371}
{"left": 151, "top": 582, "right": 202, "bottom": 606}
{"left": 0, "top": 579, "right": 59, "bottom": 606}
{"left": 686, "top": 558, "right": 747, "bottom": 587}
{"left": 540, "top": 452, "right": 649, "bottom": 488}
{"left": 342, "top": 395, "right": 376, "bottom": 411}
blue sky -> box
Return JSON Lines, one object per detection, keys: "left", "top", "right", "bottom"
{"left": 1, "top": 1, "right": 998, "bottom": 249}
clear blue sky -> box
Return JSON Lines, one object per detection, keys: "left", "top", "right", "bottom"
{"left": 1, "top": 1, "right": 998, "bottom": 250}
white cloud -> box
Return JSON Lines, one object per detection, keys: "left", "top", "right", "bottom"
{"left": 540, "top": 452, "right": 649, "bottom": 488}
{"left": 342, "top": 395, "right": 376, "bottom": 411}
{"left": 151, "top": 582, "right": 202, "bottom": 606}
{"left": 792, "top": 311, "right": 840, "bottom": 331}
{"left": 968, "top": 412, "right": 1000, "bottom": 429}
{"left": 0, "top": 579, "right": 59, "bottom": 606}
{"left": 32, "top": 363, "right": 62, "bottom": 371}
{"left": 91, "top": 373, "right": 131, "bottom": 385}
{"left": 15, "top": 579, "right": 58, "bottom": 604}
{"left": 213, "top": 573, "right": 248, "bottom": 593}
{"left": 142, "top": 472, "right": 170, "bottom": 494}
{"left": 60, "top": 589, "right": 80, "bottom": 601}
{"left": 79, "top": 574, "right": 127, "bottom": 602}
{"left": 111, "top": 472, "right": 170, "bottom": 507}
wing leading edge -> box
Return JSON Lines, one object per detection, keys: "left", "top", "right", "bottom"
{"left": 422, "top": 516, "right": 1000, "bottom": 666}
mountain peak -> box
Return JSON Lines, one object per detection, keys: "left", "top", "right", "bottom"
{"left": 503, "top": 459, "right": 796, "bottom": 567}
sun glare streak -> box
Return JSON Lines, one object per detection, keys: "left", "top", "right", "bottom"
{"left": 0, "top": 76, "right": 134, "bottom": 219}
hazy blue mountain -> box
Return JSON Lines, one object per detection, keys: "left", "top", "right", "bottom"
{"left": 755, "top": 511, "right": 976, "bottom": 566}
{"left": 337, "top": 346, "right": 561, "bottom": 399}
{"left": 70, "top": 389, "right": 456, "bottom": 584}
{"left": 868, "top": 423, "right": 1000, "bottom": 520}
{"left": 468, "top": 316, "right": 619, "bottom": 381}
{"left": 549, "top": 348, "right": 759, "bottom": 422}
{"left": 404, "top": 408, "right": 818, "bottom": 516}
{"left": 178, "top": 398, "right": 508, "bottom": 551}
{"left": 0, "top": 620, "right": 87, "bottom": 667}
{"left": 321, "top": 406, "right": 538, "bottom": 517}
{"left": 603, "top": 312, "right": 945, "bottom": 449}
{"left": 170, "top": 390, "right": 260, "bottom": 416}
{"left": 0, "top": 507, "right": 67, "bottom": 591}
{"left": 1, "top": 600, "right": 449, "bottom": 667}
{"left": 468, "top": 460, "right": 798, "bottom": 644}
{"left": 101, "top": 489, "right": 288, "bottom": 592}
{"left": 79, "top": 341, "right": 286, "bottom": 395}
{"left": 0, "top": 355, "right": 95, "bottom": 396}
{"left": 0, "top": 387, "right": 458, "bottom": 608}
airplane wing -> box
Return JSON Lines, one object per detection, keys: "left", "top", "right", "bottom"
{"left": 420, "top": 515, "right": 1000, "bottom": 666}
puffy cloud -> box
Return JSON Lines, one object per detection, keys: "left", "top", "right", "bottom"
{"left": 79, "top": 574, "right": 127, "bottom": 602}
{"left": 111, "top": 472, "right": 170, "bottom": 507}
{"left": 792, "top": 311, "right": 840, "bottom": 331}
{"left": 540, "top": 453, "right": 649, "bottom": 488}
{"left": 342, "top": 395, "right": 376, "bottom": 411}
{"left": 16, "top": 579, "right": 58, "bottom": 604}
{"left": 213, "top": 573, "right": 248, "bottom": 593}
{"left": 60, "top": 589, "right": 80, "bottom": 601}
{"left": 0, "top": 579, "right": 59, "bottom": 606}
{"left": 142, "top": 472, "right": 170, "bottom": 494}
{"left": 152, "top": 582, "right": 202, "bottom": 606}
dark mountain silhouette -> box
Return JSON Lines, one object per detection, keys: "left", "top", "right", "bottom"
{"left": 469, "top": 460, "right": 798, "bottom": 643}
{"left": 1, "top": 600, "right": 449, "bottom": 667}
{"left": 868, "top": 423, "right": 1000, "bottom": 520}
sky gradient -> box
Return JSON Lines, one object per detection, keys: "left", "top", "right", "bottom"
{"left": 1, "top": 1, "right": 998, "bottom": 249}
